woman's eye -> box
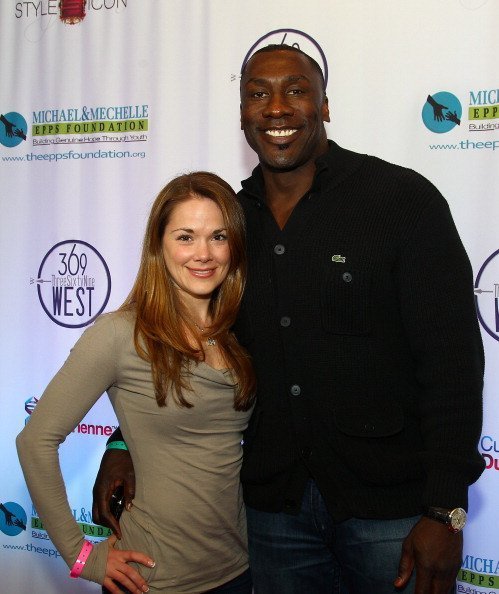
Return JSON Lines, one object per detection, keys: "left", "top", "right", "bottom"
{"left": 177, "top": 235, "right": 192, "bottom": 242}
{"left": 213, "top": 234, "right": 227, "bottom": 241}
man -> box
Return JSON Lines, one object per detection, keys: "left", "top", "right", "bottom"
{"left": 94, "top": 45, "right": 485, "bottom": 593}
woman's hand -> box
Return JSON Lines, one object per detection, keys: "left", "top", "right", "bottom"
{"left": 102, "top": 535, "right": 155, "bottom": 594}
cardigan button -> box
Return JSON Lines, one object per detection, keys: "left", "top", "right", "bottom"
{"left": 342, "top": 272, "right": 353, "bottom": 283}
{"left": 280, "top": 316, "right": 291, "bottom": 327}
{"left": 300, "top": 447, "right": 311, "bottom": 459}
{"left": 290, "top": 384, "right": 301, "bottom": 396}
{"left": 274, "top": 244, "right": 285, "bottom": 255}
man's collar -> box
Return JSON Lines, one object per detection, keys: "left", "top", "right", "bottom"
{"left": 240, "top": 140, "right": 346, "bottom": 199}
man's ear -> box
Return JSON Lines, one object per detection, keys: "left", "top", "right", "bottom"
{"left": 322, "top": 95, "right": 330, "bottom": 123}
{"left": 240, "top": 103, "right": 243, "bottom": 130}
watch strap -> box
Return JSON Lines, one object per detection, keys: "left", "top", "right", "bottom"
{"left": 424, "top": 506, "right": 466, "bottom": 532}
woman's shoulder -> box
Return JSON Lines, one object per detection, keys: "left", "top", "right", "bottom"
{"left": 86, "top": 309, "right": 136, "bottom": 342}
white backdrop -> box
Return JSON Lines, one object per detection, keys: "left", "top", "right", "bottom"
{"left": 1, "top": 1, "right": 498, "bottom": 592}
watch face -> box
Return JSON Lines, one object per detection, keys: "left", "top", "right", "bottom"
{"left": 450, "top": 508, "right": 467, "bottom": 531}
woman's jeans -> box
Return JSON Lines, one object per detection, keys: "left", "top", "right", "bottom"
{"left": 102, "top": 568, "right": 252, "bottom": 594}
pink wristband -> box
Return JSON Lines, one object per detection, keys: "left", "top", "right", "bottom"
{"left": 69, "top": 540, "right": 93, "bottom": 578}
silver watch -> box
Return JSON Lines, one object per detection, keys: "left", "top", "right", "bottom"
{"left": 424, "top": 506, "right": 467, "bottom": 533}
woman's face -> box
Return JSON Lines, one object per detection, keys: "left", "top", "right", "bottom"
{"left": 162, "top": 195, "right": 231, "bottom": 306}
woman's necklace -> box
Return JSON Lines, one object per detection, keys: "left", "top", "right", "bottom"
{"left": 186, "top": 315, "right": 216, "bottom": 346}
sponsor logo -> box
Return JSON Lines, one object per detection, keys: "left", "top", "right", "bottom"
{"left": 0, "top": 502, "right": 27, "bottom": 536}
{"left": 422, "top": 92, "right": 462, "bottom": 134}
{"left": 423, "top": 89, "right": 499, "bottom": 134}
{"left": 31, "top": 240, "right": 111, "bottom": 328}
{"left": 1, "top": 104, "right": 149, "bottom": 165}
{"left": 24, "top": 396, "right": 39, "bottom": 425}
{"left": 458, "top": 586, "right": 497, "bottom": 594}
{"left": 2, "top": 147, "right": 147, "bottom": 164}
{"left": 458, "top": 566, "right": 499, "bottom": 590}
{"left": 0, "top": 112, "right": 27, "bottom": 148}
{"left": 24, "top": 395, "right": 118, "bottom": 435}
{"left": 469, "top": 89, "right": 499, "bottom": 129}
{"left": 31, "top": 103, "right": 149, "bottom": 148}
{"left": 2, "top": 542, "right": 61, "bottom": 558}
{"left": 3, "top": 505, "right": 111, "bottom": 558}
{"left": 24, "top": 394, "right": 118, "bottom": 436}
{"left": 31, "top": 504, "right": 111, "bottom": 540}
{"left": 474, "top": 250, "right": 499, "bottom": 342}
{"left": 233, "top": 29, "right": 328, "bottom": 88}
{"left": 14, "top": 0, "right": 128, "bottom": 24}
{"left": 422, "top": 88, "right": 499, "bottom": 151}
{"left": 32, "top": 104, "right": 148, "bottom": 137}
{"left": 24, "top": 396, "right": 39, "bottom": 415}
{"left": 59, "top": 0, "right": 86, "bottom": 24}
{"left": 480, "top": 435, "right": 499, "bottom": 471}
{"left": 462, "top": 556, "right": 499, "bottom": 576}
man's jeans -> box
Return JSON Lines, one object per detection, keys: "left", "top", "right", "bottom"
{"left": 247, "top": 480, "right": 422, "bottom": 594}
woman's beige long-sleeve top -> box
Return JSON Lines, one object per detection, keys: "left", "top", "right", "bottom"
{"left": 17, "top": 311, "right": 251, "bottom": 592}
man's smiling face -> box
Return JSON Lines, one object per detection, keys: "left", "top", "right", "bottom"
{"left": 240, "top": 49, "right": 330, "bottom": 172}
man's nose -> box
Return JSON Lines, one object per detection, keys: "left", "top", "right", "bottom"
{"left": 262, "top": 93, "right": 294, "bottom": 118}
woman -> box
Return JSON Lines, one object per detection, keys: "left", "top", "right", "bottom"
{"left": 17, "top": 172, "right": 256, "bottom": 594}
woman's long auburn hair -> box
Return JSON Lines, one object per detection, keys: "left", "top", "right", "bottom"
{"left": 119, "top": 171, "right": 256, "bottom": 411}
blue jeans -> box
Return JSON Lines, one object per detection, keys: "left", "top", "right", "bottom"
{"left": 206, "top": 568, "right": 252, "bottom": 593}
{"left": 247, "top": 480, "right": 422, "bottom": 594}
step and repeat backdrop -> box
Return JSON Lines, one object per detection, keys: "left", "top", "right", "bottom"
{"left": 1, "top": 1, "right": 498, "bottom": 592}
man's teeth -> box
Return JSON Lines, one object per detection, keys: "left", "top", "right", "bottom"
{"left": 265, "top": 129, "right": 296, "bottom": 137}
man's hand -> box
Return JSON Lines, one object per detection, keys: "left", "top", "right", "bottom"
{"left": 394, "top": 516, "right": 462, "bottom": 593}
{"left": 102, "top": 535, "right": 154, "bottom": 594}
{"left": 92, "top": 449, "right": 136, "bottom": 539}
